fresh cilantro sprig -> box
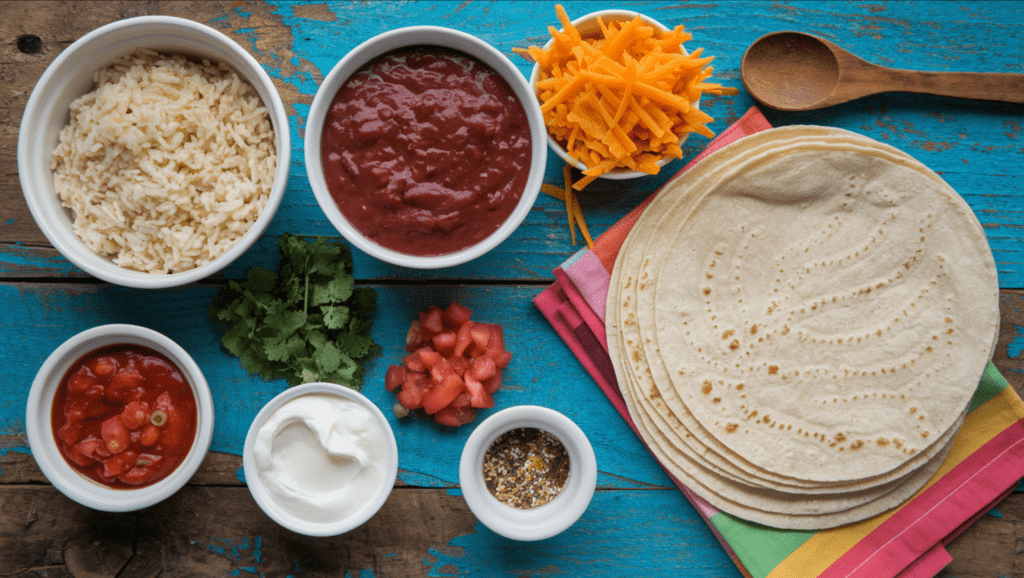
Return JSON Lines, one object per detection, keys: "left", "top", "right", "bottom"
{"left": 208, "top": 233, "right": 381, "bottom": 389}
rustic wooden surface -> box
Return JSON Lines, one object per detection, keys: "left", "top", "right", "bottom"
{"left": 2, "top": 2, "right": 1023, "bottom": 576}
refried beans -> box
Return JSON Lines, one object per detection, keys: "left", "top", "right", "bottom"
{"left": 320, "top": 46, "right": 532, "bottom": 256}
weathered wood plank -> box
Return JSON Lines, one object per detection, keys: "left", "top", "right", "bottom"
{"left": 0, "top": 484, "right": 743, "bottom": 577}
{"left": 2, "top": 1, "right": 1023, "bottom": 284}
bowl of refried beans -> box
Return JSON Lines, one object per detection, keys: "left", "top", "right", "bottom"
{"left": 305, "top": 26, "right": 547, "bottom": 269}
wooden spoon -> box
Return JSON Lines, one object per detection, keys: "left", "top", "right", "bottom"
{"left": 740, "top": 31, "right": 1024, "bottom": 111}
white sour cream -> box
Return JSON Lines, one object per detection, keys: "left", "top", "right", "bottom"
{"left": 253, "top": 393, "right": 389, "bottom": 525}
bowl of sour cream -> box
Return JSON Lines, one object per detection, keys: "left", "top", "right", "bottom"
{"left": 242, "top": 382, "right": 398, "bottom": 536}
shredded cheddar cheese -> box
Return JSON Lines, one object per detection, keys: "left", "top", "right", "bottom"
{"left": 516, "top": 4, "right": 738, "bottom": 190}
{"left": 540, "top": 164, "right": 593, "bottom": 249}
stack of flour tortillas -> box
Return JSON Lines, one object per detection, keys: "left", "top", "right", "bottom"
{"left": 607, "top": 126, "right": 1000, "bottom": 529}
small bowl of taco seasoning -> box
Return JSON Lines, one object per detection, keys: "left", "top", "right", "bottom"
{"left": 305, "top": 26, "right": 547, "bottom": 269}
{"left": 459, "top": 406, "right": 596, "bottom": 541}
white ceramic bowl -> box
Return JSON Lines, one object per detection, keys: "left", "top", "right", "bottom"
{"left": 17, "top": 16, "right": 290, "bottom": 288}
{"left": 305, "top": 26, "right": 547, "bottom": 269}
{"left": 459, "top": 405, "right": 596, "bottom": 541}
{"left": 243, "top": 382, "right": 399, "bottom": 537}
{"left": 529, "top": 10, "right": 695, "bottom": 180}
{"left": 26, "top": 324, "right": 215, "bottom": 512}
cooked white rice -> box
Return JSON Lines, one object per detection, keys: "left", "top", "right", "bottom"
{"left": 51, "top": 49, "right": 276, "bottom": 274}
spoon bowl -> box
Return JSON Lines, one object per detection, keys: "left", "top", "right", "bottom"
{"left": 741, "top": 31, "right": 1024, "bottom": 111}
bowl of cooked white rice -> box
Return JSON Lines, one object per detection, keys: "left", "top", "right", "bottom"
{"left": 17, "top": 16, "right": 289, "bottom": 288}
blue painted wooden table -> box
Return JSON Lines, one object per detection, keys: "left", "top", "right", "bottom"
{"left": 2, "top": 2, "right": 1023, "bottom": 576}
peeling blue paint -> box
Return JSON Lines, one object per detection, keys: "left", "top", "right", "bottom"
{"left": 1008, "top": 325, "right": 1024, "bottom": 359}
{"left": 0, "top": 445, "right": 30, "bottom": 476}
{"left": 191, "top": 536, "right": 266, "bottom": 577}
{"left": 424, "top": 490, "right": 737, "bottom": 577}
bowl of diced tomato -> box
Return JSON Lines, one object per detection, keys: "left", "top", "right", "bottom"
{"left": 26, "top": 324, "right": 214, "bottom": 512}
{"left": 385, "top": 301, "right": 512, "bottom": 427}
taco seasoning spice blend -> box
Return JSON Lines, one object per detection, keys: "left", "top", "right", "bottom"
{"left": 482, "top": 427, "right": 570, "bottom": 509}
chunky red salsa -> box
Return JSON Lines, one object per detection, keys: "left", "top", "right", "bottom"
{"left": 51, "top": 344, "right": 198, "bottom": 489}
{"left": 321, "top": 46, "right": 532, "bottom": 256}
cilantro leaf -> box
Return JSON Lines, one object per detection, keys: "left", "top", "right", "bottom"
{"left": 207, "top": 233, "right": 380, "bottom": 389}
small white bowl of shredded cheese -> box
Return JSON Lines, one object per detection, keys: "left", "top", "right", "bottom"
{"left": 18, "top": 16, "right": 289, "bottom": 288}
{"left": 243, "top": 382, "right": 399, "bottom": 536}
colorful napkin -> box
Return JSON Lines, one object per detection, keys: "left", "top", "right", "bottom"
{"left": 534, "top": 106, "right": 1024, "bottom": 578}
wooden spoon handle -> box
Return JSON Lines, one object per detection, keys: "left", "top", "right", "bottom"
{"left": 858, "top": 66, "right": 1024, "bottom": 104}
{"left": 885, "top": 69, "right": 1024, "bottom": 104}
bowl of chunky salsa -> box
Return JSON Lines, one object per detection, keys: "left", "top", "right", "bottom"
{"left": 305, "top": 26, "right": 547, "bottom": 269}
{"left": 26, "top": 324, "right": 214, "bottom": 512}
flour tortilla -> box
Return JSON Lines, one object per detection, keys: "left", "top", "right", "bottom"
{"left": 616, "top": 128, "right": 959, "bottom": 489}
{"left": 653, "top": 134, "right": 998, "bottom": 482}
{"left": 606, "top": 126, "right": 998, "bottom": 528}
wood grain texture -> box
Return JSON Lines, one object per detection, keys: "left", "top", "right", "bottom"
{"left": 1, "top": 1, "right": 1023, "bottom": 576}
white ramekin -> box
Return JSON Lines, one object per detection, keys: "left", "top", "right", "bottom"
{"left": 243, "top": 382, "right": 399, "bottom": 537}
{"left": 17, "top": 16, "right": 290, "bottom": 288}
{"left": 26, "top": 324, "right": 215, "bottom": 512}
{"left": 529, "top": 10, "right": 696, "bottom": 180}
{"left": 459, "top": 405, "right": 597, "bottom": 541}
{"left": 304, "top": 26, "right": 547, "bottom": 269}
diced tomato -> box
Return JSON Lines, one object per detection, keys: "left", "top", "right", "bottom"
{"left": 90, "top": 357, "right": 117, "bottom": 379}
{"left": 118, "top": 466, "right": 155, "bottom": 486}
{"left": 446, "top": 355, "right": 470, "bottom": 377}
{"left": 67, "top": 368, "right": 95, "bottom": 395}
{"left": 470, "top": 324, "right": 491, "bottom": 351}
{"left": 454, "top": 321, "right": 475, "bottom": 357}
{"left": 432, "top": 331, "right": 457, "bottom": 357}
{"left": 102, "top": 451, "right": 138, "bottom": 478}
{"left": 107, "top": 369, "right": 144, "bottom": 402}
{"left": 384, "top": 365, "right": 406, "bottom": 392}
{"left": 484, "top": 323, "right": 505, "bottom": 352}
{"left": 405, "top": 319, "right": 423, "bottom": 352}
{"left": 450, "top": 391, "right": 473, "bottom": 408}
{"left": 396, "top": 373, "right": 428, "bottom": 410}
{"left": 468, "top": 356, "right": 496, "bottom": 381}
{"left": 484, "top": 323, "right": 512, "bottom": 368}
{"left": 150, "top": 392, "right": 184, "bottom": 448}
{"left": 100, "top": 416, "right": 130, "bottom": 454}
{"left": 83, "top": 385, "right": 105, "bottom": 402}
{"left": 402, "top": 351, "right": 427, "bottom": 373}
{"left": 153, "top": 392, "right": 173, "bottom": 412}
{"left": 388, "top": 302, "right": 511, "bottom": 427}
{"left": 64, "top": 404, "right": 87, "bottom": 424}
{"left": 76, "top": 436, "right": 111, "bottom": 461}
{"left": 464, "top": 375, "right": 495, "bottom": 409}
{"left": 418, "top": 306, "right": 444, "bottom": 339}
{"left": 159, "top": 409, "right": 184, "bottom": 451}
{"left": 434, "top": 405, "right": 476, "bottom": 427}
{"left": 423, "top": 374, "right": 464, "bottom": 415}
{"left": 63, "top": 442, "right": 94, "bottom": 467}
{"left": 119, "top": 454, "right": 163, "bottom": 486}
{"left": 443, "top": 301, "right": 473, "bottom": 329}
{"left": 120, "top": 401, "right": 150, "bottom": 430}
{"left": 491, "top": 350, "right": 513, "bottom": 369}
{"left": 140, "top": 424, "right": 161, "bottom": 447}
{"left": 417, "top": 348, "right": 443, "bottom": 369}
{"left": 58, "top": 421, "right": 83, "bottom": 446}
{"left": 483, "top": 370, "right": 503, "bottom": 394}
{"left": 429, "top": 357, "right": 455, "bottom": 385}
